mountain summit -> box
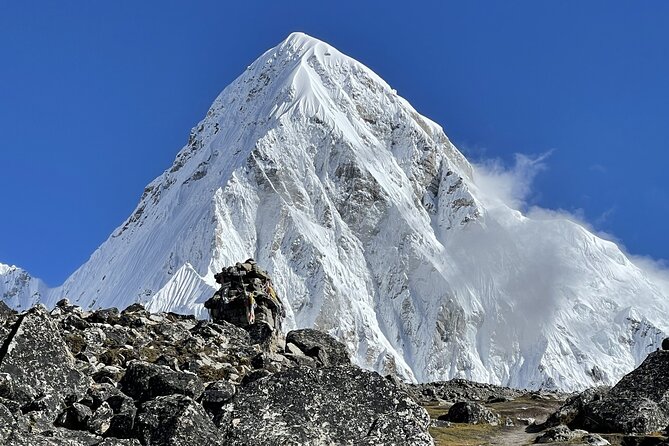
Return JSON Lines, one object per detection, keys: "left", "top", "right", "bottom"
{"left": 2, "top": 32, "right": 667, "bottom": 390}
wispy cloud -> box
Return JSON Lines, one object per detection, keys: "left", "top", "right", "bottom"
{"left": 471, "top": 150, "right": 669, "bottom": 286}
{"left": 471, "top": 151, "right": 553, "bottom": 210}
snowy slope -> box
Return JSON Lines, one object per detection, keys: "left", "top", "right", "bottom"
{"left": 2, "top": 32, "right": 667, "bottom": 390}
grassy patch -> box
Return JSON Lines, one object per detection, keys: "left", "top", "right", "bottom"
{"left": 424, "top": 395, "right": 566, "bottom": 445}
{"left": 423, "top": 403, "right": 452, "bottom": 419}
{"left": 430, "top": 423, "right": 498, "bottom": 446}
{"left": 487, "top": 395, "right": 562, "bottom": 422}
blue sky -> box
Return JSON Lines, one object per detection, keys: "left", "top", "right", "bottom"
{"left": 1, "top": 1, "right": 668, "bottom": 286}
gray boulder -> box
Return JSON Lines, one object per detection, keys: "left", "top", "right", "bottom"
{"left": 120, "top": 360, "right": 204, "bottom": 402}
{"left": 223, "top": 365, "right": 433, "bottom": 445}
{"left": 544, "top": 386, "right": 610, "bottom": 428}
{"left": 438, "top": 401, "right": 500, "bottom": 425}
{"left": 535, "top": 425, "right": 610, "bottom": 445}
{"left": 285, "top": 328, "right": 350, "bottom": 367}
{"left": 134, "top": 394, "right": 224, "bottom": 446}
{"left": 567, "top": 351, "right": 669, "bottom": 434}
{"left": 0, "top": 305, "right": 89, "bottom": 421}
{"left": 0, "top": 402, "right": 17, "bottom": 443}
{"left": 77, "top": 383, "right": 136, "bottom": 438}
{"left": 535, "top": 425, "right": 576, "bottom": 443}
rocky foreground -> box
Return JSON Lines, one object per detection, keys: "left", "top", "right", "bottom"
{"left": 0, "top": 301, "right": 432, "bottom": 445}
{"left": 1, "top": 300, "right": 669, "bottom": 446}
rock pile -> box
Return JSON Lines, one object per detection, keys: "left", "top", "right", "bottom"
{"left": 0, "top": 269, "right": 433, "bottom": 445}
{"left": 204, "top": 259, "right": 284, "bottom": 331}
{"left": 406, "top": 378, "right": 524, "bottom": 405}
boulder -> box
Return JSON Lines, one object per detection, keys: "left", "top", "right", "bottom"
{"left": 87, "top": 308, "right": 120, "bottom": 325}
{"left": 247, "top": 321, "right": 285, "bottom": 352}
{"left": 535, "top": 425, "right": 610, "bottom": 445}
{"left": 77, "top": 383, "right": 136, "bottom": 438}
{"left": 406, "top": 378, "right": 523, "bottom": 405}
{"left": 0, "top": 305, "right": 89, "bottom": 420}
{"left": 120, "top": 360, "right": 204, "bottom": 402}
{"left": 438, "top": 401, "right": 500, "bottom": 425}
{"left": 535, "top": 425, "right": 576, "bottom": 443}
{"left": 55, "top": 402, "right": 92, "bottom": 430}
{"left": 201, "top": 381, "right": 236, "bottom": 407}
{"left": 97, "top": 439, "right": 141, "bottom": 446}
{"left": 104, "top": 395, "right": 137, "bottom": 439}
{"left": 223, "top": 365, "right": 433, "bottom": 445}
{"left": 285, "top": 328, "right": 350, "bottom": 367}
{"left": 0, "top": 402, "right": 17, "bottom": 443}
{"left": 189, "top": 319, "right": 250, "bottom": 346}
{"left": 544, "top": 386, "right": 610, "bottom": 428}
{"left": 87, "top": 401, "right": 113, "bottom": 436}
{"left": 134, "top": 394, "right": 224, "bottom": 446}
{"left": 119, "top": 304, "right": 150, "bottom": 328}
{"left": 564, "top": 351, "right": 669, "bottom": 434}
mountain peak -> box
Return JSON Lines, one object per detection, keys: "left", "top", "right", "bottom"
{"left": 279, "top": 32, "right": 328, "bottom": 53}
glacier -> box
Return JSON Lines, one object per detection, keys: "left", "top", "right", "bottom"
{"left": 2, "top": 32, "right": 668, "bottom": 390}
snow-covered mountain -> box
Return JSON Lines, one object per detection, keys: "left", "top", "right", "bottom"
{"left": 0, "top": 263, "right": 46, "bottom": 310}
{"left": 2, "top": 32, "right": 668, "bottom": 390}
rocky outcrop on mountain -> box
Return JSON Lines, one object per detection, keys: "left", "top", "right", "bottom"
{"left": 0, "top": 301, "right": 434, "bottom": 445}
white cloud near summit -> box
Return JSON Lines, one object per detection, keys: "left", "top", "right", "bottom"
{"left": 471, "top": 151, "right": 552, "bottom": 210}
{"left": 472, "top": 150, "right": 669, "bottom": 294}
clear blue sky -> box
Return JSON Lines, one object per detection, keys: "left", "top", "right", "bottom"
{"left": 1, "top": 1, "right": 667, "bottom": 286}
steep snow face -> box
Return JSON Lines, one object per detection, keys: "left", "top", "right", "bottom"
{"left": 3, "top": 32, "right": 668, "bottom": 390}
{"left": 0, "top": 264, "right": 47, "bottom": 310}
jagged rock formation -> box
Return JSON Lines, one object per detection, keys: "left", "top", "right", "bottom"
{"left": 2, "top": 32, "right": 669, "bottom": 391}
{"left": 0, "top": 302, "right": 433, "bottom": 445}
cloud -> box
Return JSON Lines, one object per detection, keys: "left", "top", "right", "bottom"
{"left": 471, "top": 151, "right": 552, "bottom": 210}
{"left": 471, "top": 150, "right": 669, "bottom": 291}
{"left": 594, "top": 206, "right": 617, "bottom": 226}
{"left": 628, "top": 255, "right": 669, "bottom": 296}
